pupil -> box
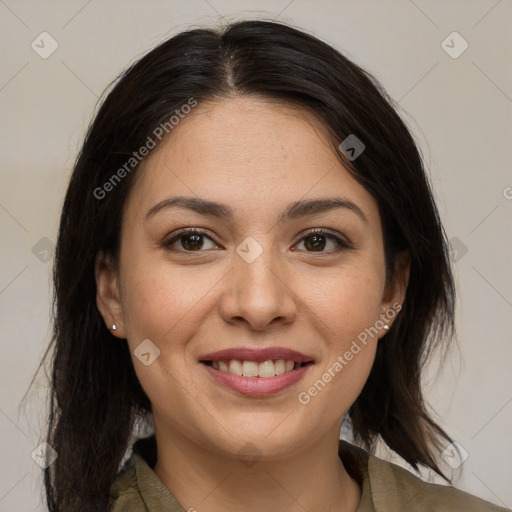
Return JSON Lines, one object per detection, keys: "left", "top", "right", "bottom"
{"left": 183, "top": 234, "right": 202, "bottom": 250}
{"left": 305, "top": 234, "right": 325, "bottom": 251}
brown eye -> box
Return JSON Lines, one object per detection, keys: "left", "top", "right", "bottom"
{"left": 163, "top": 230, "right": 217, "bottom": 252}
{"left": 305, "top": 234, "right": 326, "bottom": 251}
{"left": 294, "top": 229, "right": 349, "bottom": 253}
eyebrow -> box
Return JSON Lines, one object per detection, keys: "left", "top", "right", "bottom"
{"left": 145, "top": 195, "right": 368, "bottom": 224}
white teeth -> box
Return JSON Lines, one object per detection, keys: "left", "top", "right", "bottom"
{"left": 228, "top": 359, "right": 243, "bottom": 376}
{"left": 274, "top": 359, "right": 285, "bottom": 375}
{"left": 211, "top": 359, "right": 304, "bottom": 377}
{"left": 258, "top": 360, "right": 275, "bottom": 378}
{"left": 242, "top": 360, "right": 259, "bottom": 377}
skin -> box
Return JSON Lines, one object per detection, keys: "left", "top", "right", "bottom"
{"left": 96, "top": 96, "right": 409, "bottom": 512}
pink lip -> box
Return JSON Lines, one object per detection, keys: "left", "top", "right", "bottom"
{"left": 198, "top": 346, "right": 313, "bottom": 363}
{"left": 201, "top": 362, "right": 313, "bottom": 396}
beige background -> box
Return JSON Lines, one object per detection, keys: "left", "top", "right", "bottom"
{"left": 1, "top": 0, "right": 511, "bottom": 510}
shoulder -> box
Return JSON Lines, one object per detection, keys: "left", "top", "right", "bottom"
{"left": 367, "top": 450, "right": 510, "bottom": 512}
{"left": 109, "top": 447, "right": 185, "bottom": 512}
{"left": 109, "top": 455, "right": 147, "bottom": 512}
{"left": 338, "top": 440, "right": 509, "bottom": 512}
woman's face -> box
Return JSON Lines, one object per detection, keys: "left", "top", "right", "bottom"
{"left": 97, "top": 96, "right": 407, "bottom": 460}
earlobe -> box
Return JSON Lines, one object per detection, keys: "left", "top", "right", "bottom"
{"left": 95, "top": 251, "right": 126, "bottom": 338}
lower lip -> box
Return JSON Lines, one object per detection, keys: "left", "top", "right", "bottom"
{"left": 201, "top": 363, "right": 312, "bottom": 396}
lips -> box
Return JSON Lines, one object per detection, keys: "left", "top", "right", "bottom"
{"left": 199, "top": 347, "right": 314, "bottom": 396}
{"left": 199, "top": 347, "right": 313, "bottom": 364}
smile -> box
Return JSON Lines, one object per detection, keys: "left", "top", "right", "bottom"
{"left": 198, "top": 347, "right": 314, "bottom": 396}
{"left": 202, "top": 359, "right": 312, "bottom": 377}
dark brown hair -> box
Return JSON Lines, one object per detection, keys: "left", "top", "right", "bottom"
{"left": 40, "top": 19, "right": 455, "bottom": 511}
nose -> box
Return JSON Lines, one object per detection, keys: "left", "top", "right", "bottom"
{"left": 219, "top": 244, "right": 297, "bottom": 331}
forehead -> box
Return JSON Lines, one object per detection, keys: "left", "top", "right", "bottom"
{"left": 124, "top": 96, "right": 380, "bottom": 228}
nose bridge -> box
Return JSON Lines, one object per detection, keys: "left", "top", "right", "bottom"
{"left": 235, "top": 234, "right": 284, "bottom": 297}
{"left": 220, "top": 234, "right": 296, "bottom": 329}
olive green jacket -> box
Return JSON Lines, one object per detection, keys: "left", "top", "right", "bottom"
{"left": 109, "top": 437, "right": 509, "bottom": 511}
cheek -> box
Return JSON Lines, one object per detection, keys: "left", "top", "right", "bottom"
{"left": 295, "top": 265, "right": 384, "bottom": 409}
{"left": 118, "top": 257, "right": 210, "bottom": 410}
{"left": 302, "top": 264, "right": 384, "bottom": 342}
{"left": 119, "top": 252, "right": 216, "bottom": 344}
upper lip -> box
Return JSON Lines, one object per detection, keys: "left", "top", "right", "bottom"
{"left": 199, "top": 347, "right": 314, "bottom": 364}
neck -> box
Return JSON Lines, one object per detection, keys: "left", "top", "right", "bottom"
{"left": 152, "top": 424, "right": 361, "bottom": 512}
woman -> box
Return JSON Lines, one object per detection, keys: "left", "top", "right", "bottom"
{"left": 43, "top": 19, "right": 509, "bottom": 511}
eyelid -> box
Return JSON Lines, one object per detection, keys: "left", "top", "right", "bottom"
{"left": 162, "top": 227, "right": 219, "bottom": 249}
{"left": 162, "top": 227, "right": 352, "bottom": 253}
{"left": 294, "top": 227, "right": 352, "bottom": 248}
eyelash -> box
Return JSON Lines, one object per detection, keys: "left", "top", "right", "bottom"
{"left": 162, "top": 227, "right": 351, "bottom": 254}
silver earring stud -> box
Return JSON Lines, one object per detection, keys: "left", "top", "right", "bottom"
{"left": 383, "top": 325, "right": 390, "bottom": 331}
{"left": 111, "top": 324, "right": 117, "bottom": 331}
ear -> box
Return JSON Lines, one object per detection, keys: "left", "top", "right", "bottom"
{"left": 95, "top": 250, "right": 126, "bottom": 338}
{"left": 379, "top": 250, "right": 410, "bottom": 335}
